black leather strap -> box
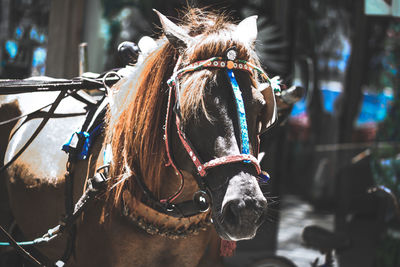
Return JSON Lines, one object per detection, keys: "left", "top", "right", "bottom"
{"left": 0, "top": 90, "right": 68, "bottom": 175}
{"left": 0, "top": 225, "right": 44, "bottom": 266}
{"left": 130, "top": 171, "right": 204, "bottom": 218}
{"left": 60, "top": 97, "right": 106, "bottom": 264}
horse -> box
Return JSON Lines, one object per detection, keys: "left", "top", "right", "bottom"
{"left": 1, "top": 8, "right": 287, "bottom": 267}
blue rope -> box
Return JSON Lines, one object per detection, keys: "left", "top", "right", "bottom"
{"left": 0, "top": 241, "right": 35, "bottom": 246}
{"left": 0, "top": 233, "right": 59, "bottom": 246}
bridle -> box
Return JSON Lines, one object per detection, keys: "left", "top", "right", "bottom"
{"left": 162, "top": 48, "right": 281, "bottom": 207}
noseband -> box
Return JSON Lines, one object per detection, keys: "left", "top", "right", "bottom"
{"left": 163, "top": 48, "right": 281, "bottom": 204}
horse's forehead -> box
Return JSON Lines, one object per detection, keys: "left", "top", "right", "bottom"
{"left": 186, "top": 28, "right": 251, "bottom": 58}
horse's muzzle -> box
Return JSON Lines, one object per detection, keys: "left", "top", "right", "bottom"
{"left": 217, "top": 172, "right": 268, "bottom": 241}
{"left": 221, "top": 198, "right": 267, "bottom": 240}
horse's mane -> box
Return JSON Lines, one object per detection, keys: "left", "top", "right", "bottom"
{"left": 103, "top": 8, "right": 261, "bottom": 215}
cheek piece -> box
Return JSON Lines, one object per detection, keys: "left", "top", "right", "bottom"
{"left": 162, "top": 48, "right": 281, "bottom": 208}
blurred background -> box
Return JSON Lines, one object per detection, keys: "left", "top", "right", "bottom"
{"left": 1, "top": 0, "right": 400, "bottom": 266}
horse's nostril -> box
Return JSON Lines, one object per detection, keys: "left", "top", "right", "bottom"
{"left": 223, "top": 198, "right": 268, "bottom": 227}
{"left": 229, "top": 200, "right": 243, "bottom": 217}
{"left": 223, "top": 200, "right": 245, "bottom": 225}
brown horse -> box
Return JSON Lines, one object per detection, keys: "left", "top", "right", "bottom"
{"left": 2, "top": 9, "right": 285, "bottom": 267}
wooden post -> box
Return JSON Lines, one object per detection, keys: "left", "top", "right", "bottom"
{"left": 79, "top": 42, "right": 88, "bottom": 75}
{"left": 45, "top": 0, "right": 85, "bottom": 78}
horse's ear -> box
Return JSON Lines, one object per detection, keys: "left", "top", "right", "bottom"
{"left": 258, "top": 82, "right": 278, "bottom": 133}
{"left": 235, "top": 15, "right": 258, "bottom": 45}
{"left": 153, "top": 9, "right": 193, "bottom": 49}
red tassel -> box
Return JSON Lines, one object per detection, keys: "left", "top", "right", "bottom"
{"left": 220, "top": 239, "right": 236, "bottom": 257}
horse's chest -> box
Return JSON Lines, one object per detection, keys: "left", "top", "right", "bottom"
{"left": 76, "top": 213, "right": 211, "bottom": 267}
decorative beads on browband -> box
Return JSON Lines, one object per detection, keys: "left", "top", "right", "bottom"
{"left": 167, "top": 55, "right": 282, "bottom": 94}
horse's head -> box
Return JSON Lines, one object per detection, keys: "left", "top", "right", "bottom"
{"left": 156, "top": 10, "right": 278, "bottom": 241}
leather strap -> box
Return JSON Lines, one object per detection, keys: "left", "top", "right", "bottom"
{"left": 0, "top": 90, "right": 68, "bottom": 175}
{"left": 0, "top": 225, "right": 44, "bottom": 266}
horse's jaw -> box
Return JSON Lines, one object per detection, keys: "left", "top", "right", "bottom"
{"left": 209, "top": 171, "right": 268, "bottom": 241}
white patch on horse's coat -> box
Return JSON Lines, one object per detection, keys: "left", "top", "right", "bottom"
{"left": 107, "top": 62, "right": 144, "bottom": 133}
{"left": 214, "top": 136, "right": 239, "bottom": 156}
{"left": 4, "top": 92, "right": 87, "bottom": 181}
{"left": 6, "top": 121, "right": 25, "bottom": 163}
{"left": 107, "top": 41, "right": 164, "bottom": 136}
{"left": 138, "top": 36, "right": 157, "bottom": 56}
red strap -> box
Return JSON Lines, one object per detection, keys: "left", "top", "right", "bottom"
{"left": 204, "top": 154, "right": 261, "bottom": 175}
{"left": 175, "top": 113, "right": 261, "bottom": 177}
{"left": 162, "top": 82, "right": 185, "bottom": 203}
{"left": 175, "top": 115, "right": 207, "bottom": 176}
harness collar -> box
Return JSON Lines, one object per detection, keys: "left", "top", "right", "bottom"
{"left": 121, "top": 189, "right": 212, "bottom": 239}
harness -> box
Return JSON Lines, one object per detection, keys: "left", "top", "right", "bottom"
{"left": 0, "top": 48, "right": 281, "bottom": 266}
{"left": 0, "top": 95, "right": 110, "bottom": 267}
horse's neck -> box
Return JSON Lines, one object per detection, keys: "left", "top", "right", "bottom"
{"left": 75, "top": 210, "right": 217, "bottom": 267}
{"left": 73, "top": 139, "right": 214, "bottom": 267}
{"left": 88, "top": 136, "right": 198, "bottom": 204}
